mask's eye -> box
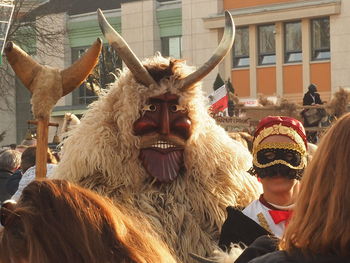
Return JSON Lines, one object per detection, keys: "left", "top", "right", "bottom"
{"left": 285, "top": 153, "right": 295, "bottom": 161}
{"left": 169, "top": 104, "right": 186, "bottom": 113}
{"left": 142, "top": 104, "right": 157, "bottom": 112}
{"left": 263, "top": 151, "right": 276, "bottom": 160}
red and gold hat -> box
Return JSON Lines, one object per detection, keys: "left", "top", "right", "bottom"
{"left": 253, "top": 116, "right": 307, "bottom": 170}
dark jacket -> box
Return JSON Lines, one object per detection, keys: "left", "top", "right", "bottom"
{"left": 248, "top": 250, "right": 350, "bottom": 263}
{"left": 303, "top": 91, "right": 323, "bottom": 106}
{"left": 6, "top": 169, "right": 23, "bottom": 196}
{"left": 235, "top": 235, "right": 278, "bottom": 263}
{"left": 0, "top": 169, "right": 13, "bottom": 202}
{"left": 302, "top": 92, "right": 325, "bottom": 127}
{"left": 219, "top": 206, "right": 271, "bottom": 250}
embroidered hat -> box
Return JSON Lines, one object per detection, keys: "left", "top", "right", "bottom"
{"left": 254, "top": 116, "right": 307, "bottom": 149}
{"left": 252, "top": 116, "right": 307, "bottom": 171}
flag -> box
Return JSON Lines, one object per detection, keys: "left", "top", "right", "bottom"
{"left": 208, "top": 84, "right": 228, "bottom": 113}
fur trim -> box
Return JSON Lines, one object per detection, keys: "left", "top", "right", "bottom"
{"left": 213, "top": 244, "right": 245, "bottom": 263}
{"left": 53, "top": 55, "right": 261, "bottom": 263}
{"left": 326, "top": 88, "right": 350, "bottom": 118}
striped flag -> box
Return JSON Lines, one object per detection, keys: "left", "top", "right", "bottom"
{"left": 208, "top": 84, "right": 228, "bottom": 113}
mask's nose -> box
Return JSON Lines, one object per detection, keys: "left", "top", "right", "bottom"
{"left": 159, "top": 103, "right": 170, "bottom": 135}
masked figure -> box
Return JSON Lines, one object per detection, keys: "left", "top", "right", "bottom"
{"left": 219, "top": 116, "right": 307, "bottom": 252}
{"left": 53, "top": 10, "right": 260, "bottom": 263}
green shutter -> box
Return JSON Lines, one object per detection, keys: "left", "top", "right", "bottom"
{"left": 68, "top": 16, "right": 121, "bottom": 48}
{"left": 156, "top": 8, "right": 182, "bottom": 37}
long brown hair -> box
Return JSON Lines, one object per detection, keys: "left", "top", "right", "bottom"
{"left": 0, "top": 179, "right": 177, "bottom": 263}
{"left": 282, "top": 113, "right": 350, "bottom": 256}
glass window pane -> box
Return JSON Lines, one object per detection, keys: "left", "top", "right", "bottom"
{"left": 285, "top": 21, "right": 302, "bottom": 63}
{"left": 261, "top": 54, "right": 276, "bottom": 65}
{"left": 0, "top": 5, "right": 13, "bottom": 21}
{"left": 259, "top": 24, "right": 275, "bottom": 54}
{"left": 233, "top": 27, "right": 249, "bottom": 68}
{"left": 258, "top": 24, "right": 276, "bottom": 65}
{"left": 235, "top": 57, "right": 250, "bottom": 67}
{"left": 161, "top": 38, "right": 169, "bottom": 56}
{"left": 161, "top": 36, "right": 182, "bottom": 58}
{"left": 0, "top": 23, "right": 8, "bottom": 38}
{"left": 234, "top": 27, "right": 249, "bottom": 56}
{"left": 169, "top": 37, "right": 181, "bottom": 58}
{"left": 286, "top": 52, "right": 302, "bottom": 62}
{"left": 285, "top": 22, "right": 301, "bottom": 52}
{"left": 71, "top": 45, "right": 121, "bottom": 105}
{"left": 311, "top": 17, "right": 330, "bottom": 60}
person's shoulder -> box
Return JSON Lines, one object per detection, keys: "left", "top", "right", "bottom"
{"left": 20, "top": 167, "right": 36, "bottom": 182}
{"left": 23, "top": 166, "right": 35, "bottom": 176}
{"left": 46, "top": 163, "right": 58, "bottom": 177}
{"left": 226, "top": 201, "right": 259, "bottom": 217}
{"left": 249, "top": 251, "right": 295, "bottom": 263}
{"left": 242, "top": 199, "right": 261, "bottom": 214}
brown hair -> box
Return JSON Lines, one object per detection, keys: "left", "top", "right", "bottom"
{"left": 0, "top": 179, "right": 177, "bottom": 263}
{"left": 281, "top": 113, "right": 350, "bottom": 256}
{"left": 20, "top": 146, "right": 57, "bottom": 173}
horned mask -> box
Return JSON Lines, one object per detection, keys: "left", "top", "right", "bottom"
{"left": 97, "top": 9, "right": 235, "bottom": 183}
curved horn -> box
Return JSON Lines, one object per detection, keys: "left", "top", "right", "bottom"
{"left": 97, "top": 8, "right": 157, "bottom": 87}
{"left": 181, "top": 11, "right": 235, "bottom": 91}
{"left": 60, "top": 38, "right": 102, "bottom": 96}
{"left": 4, "top": 42, "right": 43, "bottom": 93}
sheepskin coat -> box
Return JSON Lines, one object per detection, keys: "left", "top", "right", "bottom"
{"left": 53, "top": 55, "right": 261, "bottom": 263}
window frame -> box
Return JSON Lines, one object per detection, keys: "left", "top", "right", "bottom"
{"left": 258, "top": 24, "right": 276, "bottom": 66}
{"left": 161, "top": 35, "right": 182, "bottom": 58}
{"left": 71, "top": 45, "right": 122, "bottom": 106}
{"left": 311, "top": 17, "right": 330, "bottom": 61}
{"left": 232, "top": 26, "right": 250, "bottom": 68}
{"left": 284, "top": 20, "right": 302, "bottom": 64}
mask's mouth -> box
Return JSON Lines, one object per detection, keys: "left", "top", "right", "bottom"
{"left": 147, "top": 140, "right": 182, "bottom": 153}
{"left": 139, "top": 136, "right": 186, "bottom": 183}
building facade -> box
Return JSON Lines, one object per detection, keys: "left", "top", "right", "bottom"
{"left": 1, "top": 0, "right": 349, "bottom": 145}
{"left": 208, "top": 0, "right": 345, "bottom": 103}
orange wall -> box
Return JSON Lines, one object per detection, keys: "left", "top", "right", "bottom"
{"left": 310, "top": 62, "right": 331, "bottom": 93}
{"left": 224, "top": 0, "right": 296, "bottom": 10}
{"left": 257, "top": 67, "right": 276, "bottom": 95}
{"left": 283, "top": 64, "right": 303, "bottom": 94}
{"left": 232, "top": 69, "right": 250, "bottom": 97}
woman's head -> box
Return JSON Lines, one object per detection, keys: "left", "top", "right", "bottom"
{"left": 282, "top": 113, "right": 350, "bottom": 256}
{"left": 20, "top": 146, "right": 57, "bottom": 173}
{"left": 0, "top": 179, "right": 176, "bottom": 263}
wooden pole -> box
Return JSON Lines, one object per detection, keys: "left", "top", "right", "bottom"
{"left": 35, "top": 118, "right": 49, "bottom": 179}
{"left": 28, "top": 120, "right": 59, "bottom": 127}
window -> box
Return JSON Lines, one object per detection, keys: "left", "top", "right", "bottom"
{"left": 284, "top": 21, "right": 302, "bottom": 63}
{"left": 0, "top": 2, "right": 14, "bottom": 54}
{"left": 311, "top": 17, "right": 330, "bottom": 61}
{"left": 233, "top": 27, "right": 249, "bottom": 68}
{"left": 161, "top": 36, "right": 181, "bottom": 58}
{"left": 258, "top": 24, "right": 276, "bottom": 65}
{"left": 71, "top": 45, "right": 122, "bottom": 105}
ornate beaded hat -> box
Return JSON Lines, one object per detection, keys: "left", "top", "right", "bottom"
{"left": 252, "top": 116, "right": 307, "bottom": 171}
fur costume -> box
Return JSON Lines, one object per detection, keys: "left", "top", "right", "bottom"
{"left": 53, "top": 10, "right": 261, "bottom": 263}
{"left": 61, "top": 113, "right": 81, "bottom": 133}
